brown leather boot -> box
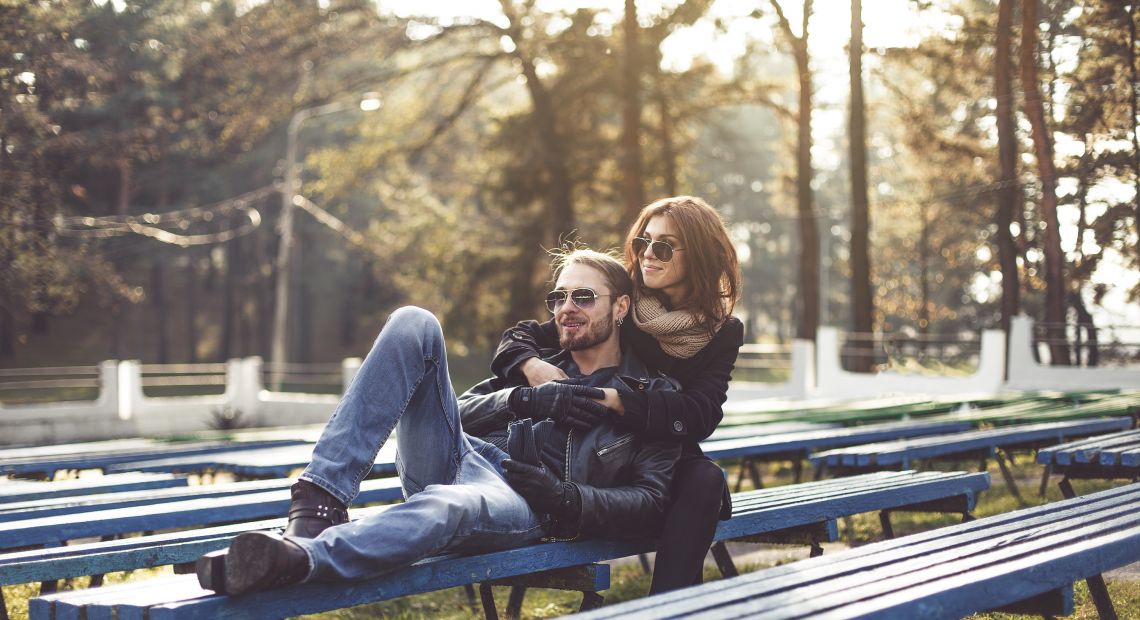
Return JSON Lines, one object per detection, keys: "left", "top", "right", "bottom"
{"left": 284, "top": 480, "right": 348, "bottom": 538}
{"left": 220, "top": 531, "right": 310, "bottom": 595}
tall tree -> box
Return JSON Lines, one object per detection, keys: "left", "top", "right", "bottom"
{"left": 770, "top": 0, "right": 819, "bottom": 341}
{"left": 1020, "top": 0, "right": 1070, "bottom": 365}
{"left": 848, "top": 0, "right": 873, "bottom": 370}
{"left": 620, "top": 0, "right": 646, "bottom": 230}
{"left": 993, "top": 0, "right": 1021, "bottom": 352}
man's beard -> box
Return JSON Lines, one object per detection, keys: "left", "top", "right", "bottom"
{"left": 559, "top": 312, "right": 614, "bottom": 351}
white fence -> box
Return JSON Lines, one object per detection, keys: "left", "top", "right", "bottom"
{"left": 0, "top": 357, "right": 360, "bottom": 445}
{"left": 2, "top": 315, "right": 1137, "bottom": 445}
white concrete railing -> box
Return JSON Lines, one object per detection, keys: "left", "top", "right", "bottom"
{"left": 812, "top": 326, "right": 1007, "bottom": 399}
{"left": 1006, "top": 315, "right": 1140, "bottom": 390}
{"left": 727, "top": 340, "right": 815, "bottom": 401}
{"left": 0, "top": 357, "right": 356, "bottom": 445}
{"left": 4, "top": 316, "right": 1137, "bottom": 445}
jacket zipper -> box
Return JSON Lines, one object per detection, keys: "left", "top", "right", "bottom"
{"left": 596, "top": 435, "right": 634, "bottom": 458}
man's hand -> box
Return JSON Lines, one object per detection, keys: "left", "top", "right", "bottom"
{"left": 508, "top": 382, "right": 608, "bottom": 430}
{"left": 520, "top": 358, "right": 569, "bottom": 386}
{"left": 502, "top": 459, "right": 574, "bottom": 515}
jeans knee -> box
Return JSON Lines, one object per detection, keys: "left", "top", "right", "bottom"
{"left": 382, "top": 306, "right": 444, "bottom": 350}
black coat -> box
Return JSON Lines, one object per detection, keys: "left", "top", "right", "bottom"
{"left": 491, "top": 316, "right": 745, "bottom": 453}
{"left": 459, "top": 347, "right": 682, "bottom": 539}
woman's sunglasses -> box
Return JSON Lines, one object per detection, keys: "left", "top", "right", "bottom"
{"left": 631, "top": 236, "right": 683, "bottom": 262}
{"left": 545, "top": 288, "right": 612, "bottom": 314}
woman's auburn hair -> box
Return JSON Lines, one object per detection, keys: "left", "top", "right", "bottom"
{"left": 623, "top": 196, "right": 741, "bottom": 329}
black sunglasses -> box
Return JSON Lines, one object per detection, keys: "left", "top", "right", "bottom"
{"left": 545, "top": 288, "right": 612, "bottom": 314}
{"left": 631, "top": 236, "right": 683, "bottom": 262}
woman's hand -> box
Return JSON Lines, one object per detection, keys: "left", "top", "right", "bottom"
{"left": 520, "top": 358, "right": 569, "bottom": 387}
{"left": 598, "top": 388, "right": 625, "bottom": 415}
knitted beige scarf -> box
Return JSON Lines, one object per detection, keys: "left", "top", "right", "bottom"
{"left": 630, "top": 292, "right": 719, "bottom": 359}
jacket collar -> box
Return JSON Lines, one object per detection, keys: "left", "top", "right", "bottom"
{"left": 540, "top": 343, "right": 653, "bottom": 382}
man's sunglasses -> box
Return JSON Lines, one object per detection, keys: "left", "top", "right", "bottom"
{"left": 631, "top": 236, "right": 683, "bottom": 262}
{"left": 545, "top": 288, "right": 612, "bottom": 313}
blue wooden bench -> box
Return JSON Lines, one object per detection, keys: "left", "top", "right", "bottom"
{"left": 26, "top": 470, "right": 989, "bottom": 620}
{"left": 1038, "top": 428, "right": 1140, "bottom": 498}
{"left": 0, "top": 473, "right": 188, "bottom": 503}
{"left": 810, "top": 417, "right": 1132, "bottom": 504}
{"left": 0, "top": 477, "right": 321, "bottom": 523}
{"left": 701, "top": 418, "right": 972, "bottom": 490}
{"left": 1, "top": 439, "right": 311, "bottom": 479}
{"left": 574, "top": 481, "right": 1140, "bottom": 620}
{"left": 0, "top": 477, "right": 404, "bottom": 551}
{"left": 101, "top": 420, "right": 958, "bottom": 485}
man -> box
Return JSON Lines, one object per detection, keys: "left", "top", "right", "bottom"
{"left": 197, "top": 249, "right": 681, "bottom": 594}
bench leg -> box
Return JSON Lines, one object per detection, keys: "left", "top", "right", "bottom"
{"left": 580, "top": 591, "right": 604, "bottom": 612}
{"left": 479, "top": 583, "right": 499, "bottom": 620}
{"left": 1059, "top": 476, "right": 1077, "bottom": 500}
{"left": 792, "top": 460, "right": 803, "bottom": 484}
{"left": 879, "top": 510, "right": 895, "bottom": 539}
{"left": 1038, "top": 463, "right": 1052, "bottom": 497}
{"left": 1086, "top": 574, "right": 1119, "bottom": 620}
{"left": 1, "top": 592, "right": 8, "bottom": 620}
{"left": 747, "top": 460, "right": 764, "bottom": 489}
{"left": 710, "top": 541, "right": 739, "bottom": 578}
{"left": 994, "top": 448, "right": 1027, "bottom": 507}
{"left": 809, "top": 542, "right": 823, "bottom": 557}
{"left": 464, "top": 584, "right": 479, "bottom": 611}
{"left": 637, "top": 553, "right": 651, "bottom": 574}
{"left": 813, "top": 461, "right": 826, "bottom": 481}
{"left": 506, "top": 586, "right": 527, "bottom": 619}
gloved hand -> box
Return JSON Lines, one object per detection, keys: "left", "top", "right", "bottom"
{"left": 506, "top": 417, "right": 553, "bottom": 467}
{"left": 501, "top": 459, "right": 578, "bottom": 516}
{"left": 508, "top": 382, "right": 608, "bottom": 430}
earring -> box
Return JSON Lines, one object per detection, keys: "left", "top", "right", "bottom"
{"left": 617, "top": 317, "right": 624, "bottom": 327}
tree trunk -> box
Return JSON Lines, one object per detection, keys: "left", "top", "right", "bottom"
{"left": 994, "top": 0, "right": 1020, "bottom": 357}
{"left": 186, "top": 249, "right": 198, "bottom": 364}
{"left": 222, "top": 227, "right": 237, "bottom": 362}
{"left": 658, "top": 88, "right": 678, "bottom": 196}
{"left": 793, "top": 4, "right": 819, "bottom": 341}
{"left": 1020, "top": 0, "right": 1069, "bottom": 365}
{"left": 620, "top": 0, "right": 646, "bottom": 230}
{"left": 506, "top": 217, "right": 549, "bottom": 329}
{"left": 1126, "top": 2, "right": 1140, "bottom": 264}
{"left": 500, "top": 2, "right": 575, "bottom": 244}
{"left": 919, "top": 202, "right": 931, "bottom": 341}
{"left": 848, "top": 0, "right": 873, "bottom": 371}
{"left": 152, "top": 257, "right": 169, "bottom": 364}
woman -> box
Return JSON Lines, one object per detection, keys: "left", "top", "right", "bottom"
{"left": 491, "top": 195, "right": 743, "bottom": 593}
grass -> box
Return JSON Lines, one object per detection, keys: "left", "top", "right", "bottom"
{"left": 5, "top": 452, "right": 1140, "bottom": 619}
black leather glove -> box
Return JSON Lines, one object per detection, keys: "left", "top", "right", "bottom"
{"left": 501, "top": 459, "right": 580, "bottom": 517}
{"left": 508, "top": 382, "right": 608, "bottom": 431}
{"left": 506, "top": 417, "right": 554, "bottom": 466}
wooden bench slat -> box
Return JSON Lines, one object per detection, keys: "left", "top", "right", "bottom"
{"left": 0, "top": 477, "right": 310, "bottom": 522}
{"left": 0, "top": 477, "right": 403, "bottom": 549}
{"left": 812, "top": 418, "right": 1132, "bottom": 469}
{"left": 0, "top": 473, "right": 189, "bottom": 504}
{"left": 27, "top": 471, "right": 990, "bottom": 620}
{"left": 575, "top": 483, "right": 1140, "bottom": 620}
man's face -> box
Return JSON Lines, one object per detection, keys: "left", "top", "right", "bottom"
{"left": 552, "top": 263, "right": 618, "bottom": 351}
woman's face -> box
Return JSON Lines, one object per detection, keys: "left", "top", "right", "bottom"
{"left": 637, "top": 215, "right": 688, "bottom": 302}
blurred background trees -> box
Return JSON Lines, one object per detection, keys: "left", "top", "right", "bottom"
{"left": 0, "top": 0, "right": 1136, "bottom": 371}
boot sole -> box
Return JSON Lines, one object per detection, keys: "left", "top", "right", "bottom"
{"left": 195, "top": 549, "right": 228, "bottom": 593}
{"left": 224, "top": 532, "right": 286, "bottom": 595}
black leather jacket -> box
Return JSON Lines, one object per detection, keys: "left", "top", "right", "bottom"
{"left": 458, "top": 347, "right": 682, "bottom": 539}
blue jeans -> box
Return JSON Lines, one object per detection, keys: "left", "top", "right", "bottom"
{"left": 293, "top": 306, "right": 547, "bottom": 581}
